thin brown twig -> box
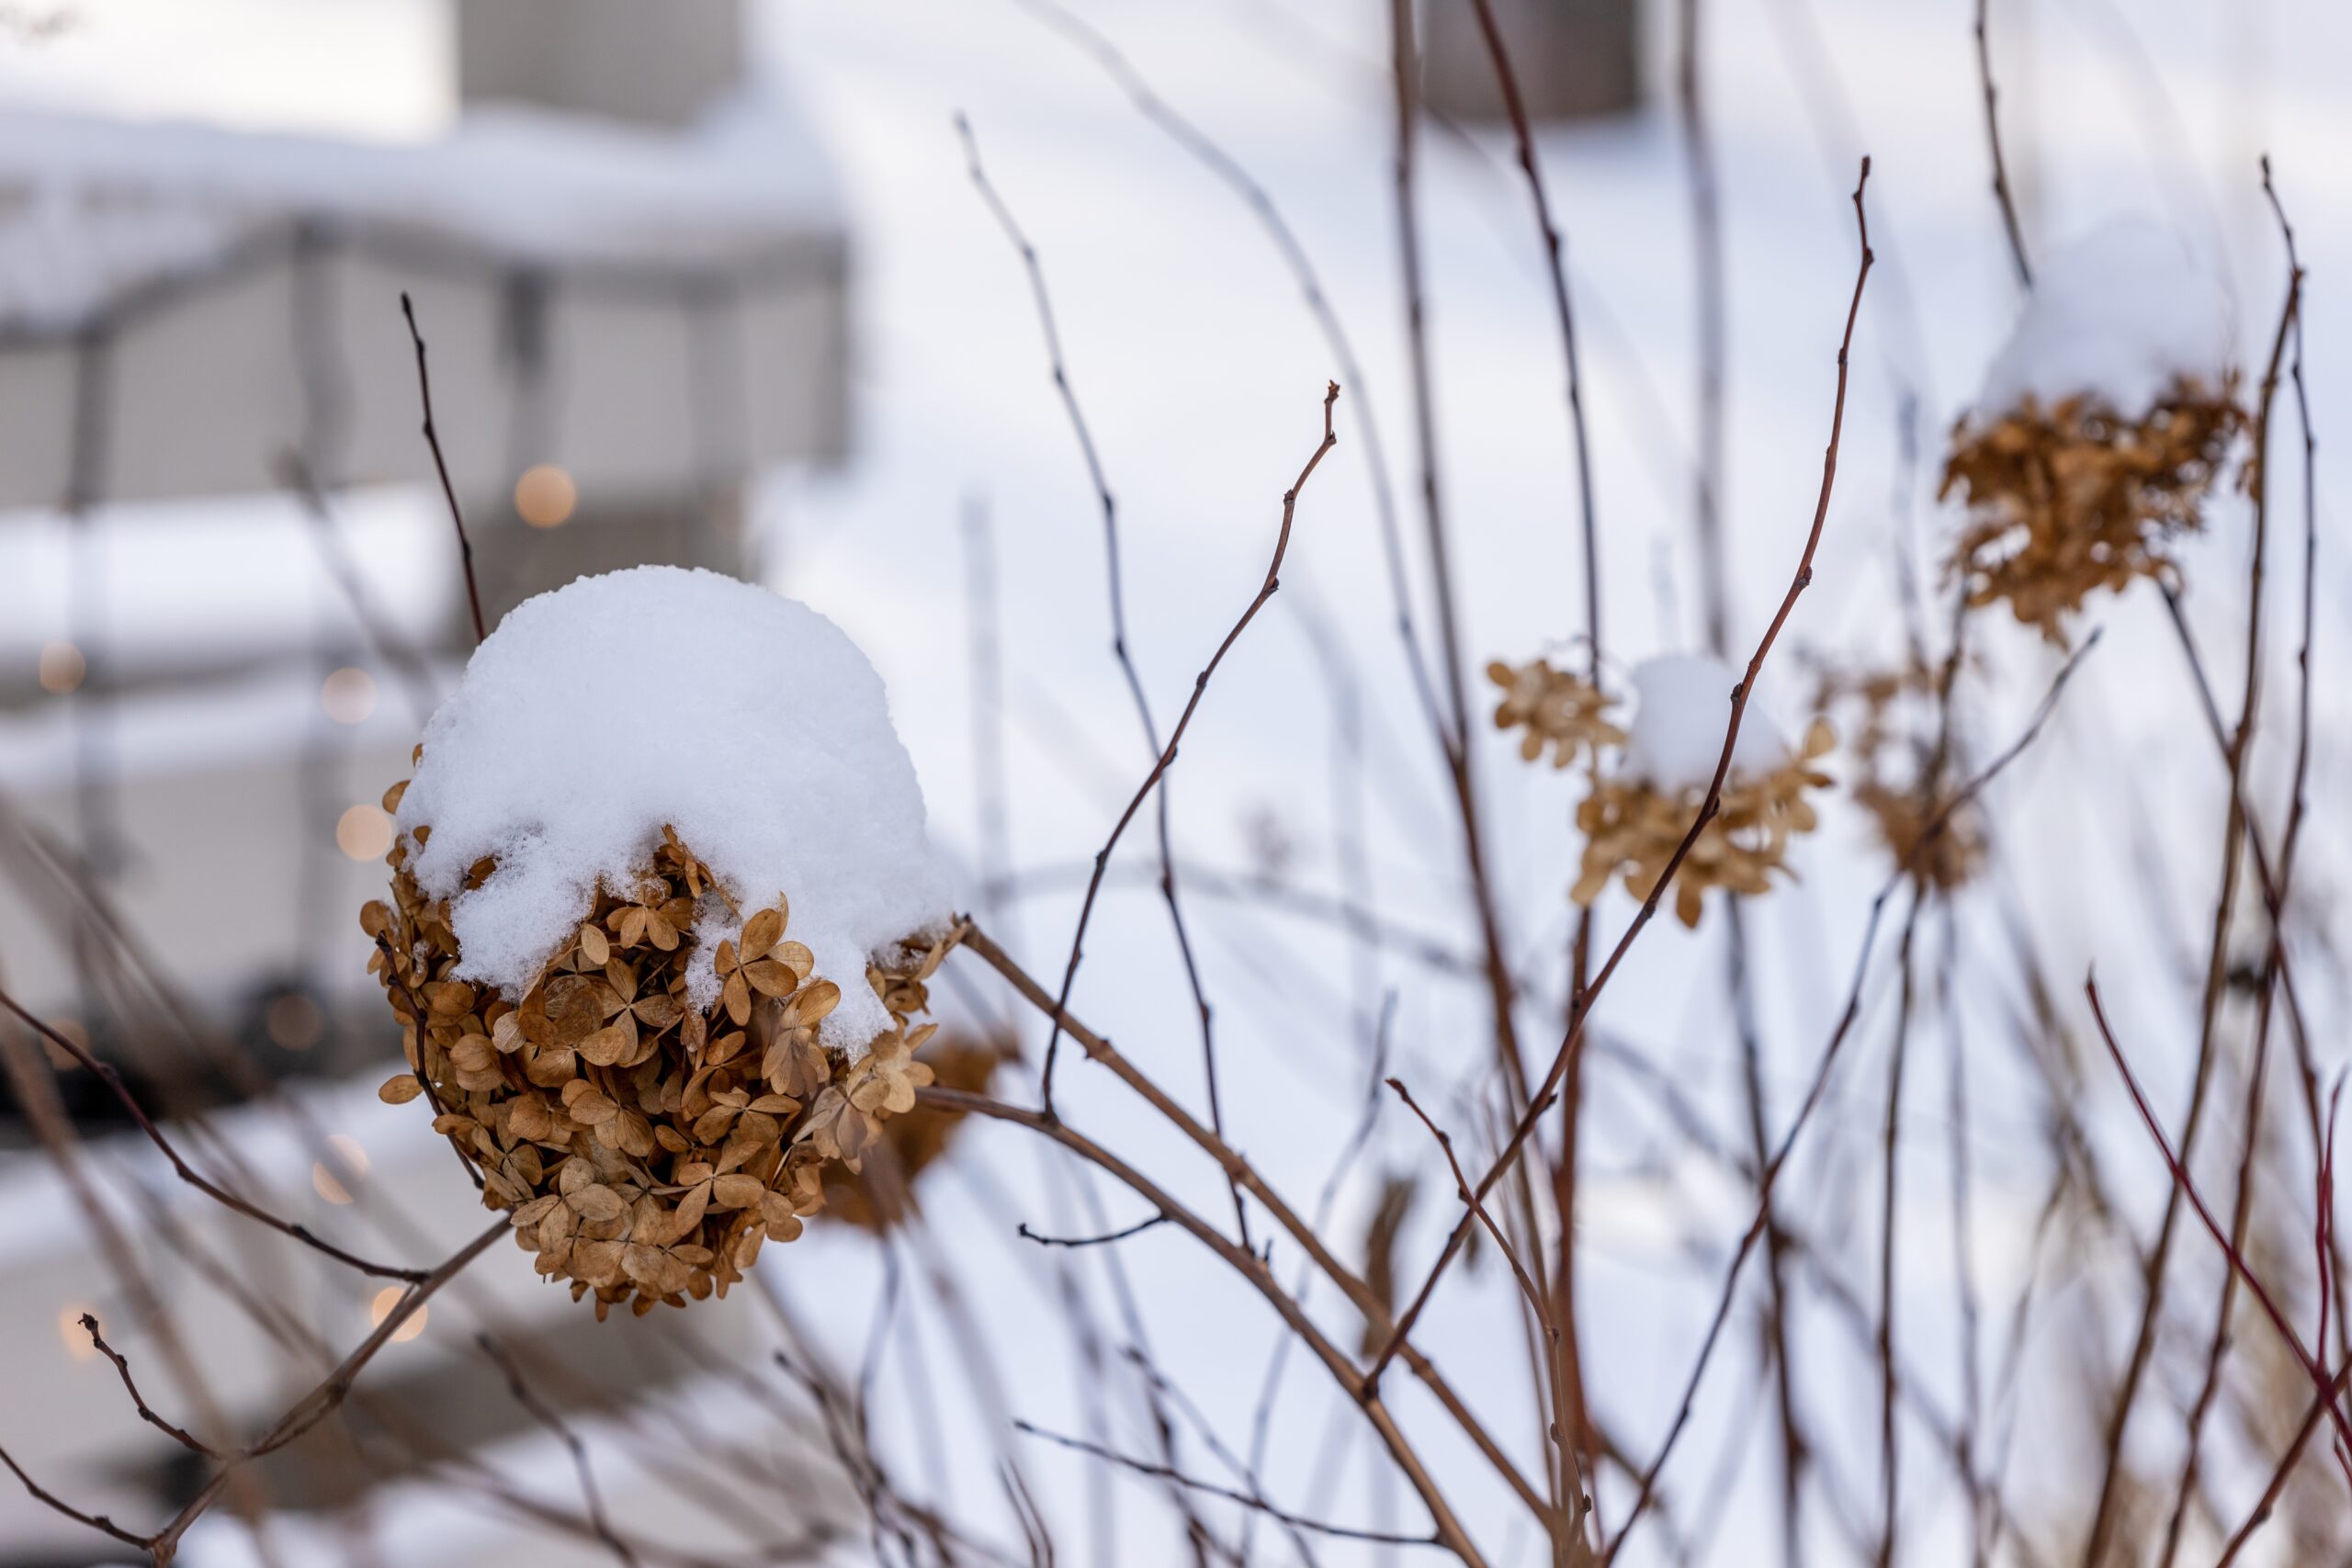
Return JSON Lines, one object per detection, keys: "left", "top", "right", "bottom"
{"left": 1001, "top": 0, "right": 1449, "bottom": 757}
{"left": 83, "top": 1314, "right": 216, "bottom": 1458}
{"left": 479, "top": 1336, "right": 644, "bottom": 1568}
{"left": 1385, "top": 0, "right": 1544, "bottom": 1150}
{"left": 0, "top": 1441, "right": 152, "bottom": 1551}
{"left": 1875, "top": 598, "right": 1973, "bottom": 1568}
{"left": 1457, "top": 2, "right": 1608, "bottom": 1511}
{"left": 1017, "top": 1213, "right": 1168, "bottom": 1249}
{"left": 1607, "top": 625, "right": 2101, "bottom": 1562}
{"left": 2163, "top": 164, "right": 2311, "bottom": 1565}
{"left": 2084, "top": 981, "right": 2352, "bottom": 1467}
{"left": 2084, "top": 170, "right": 2302, "bottom": 1567}
{"left": 281, "top": 451, "right": 442, "bottom": 728}
{"left": 1385, "top": 18, "right": 1566, "bottom": 1490}
{"left": 144, "top": 1221, "right": 506, "bottom": 1562}
{"left": 1388, "top": 1077, "right": 1558, "bottom": 1366}
{"left": 1016, "top": 1420, "right": 1441, "bottom": 1548}
{"left": 1012, "top": 370, "right": 1340, "bottom": 1120}
{"left": 398, "top": 291, "right": 487, "bottom": 643}
{"left": 923, "top": 1086, "right": 1488, "bottom": 1564}
{"left": 1457, "top": 0, "right": 1604, "bottom": 678}
{"left": 1936, "top": 917, "right": 1990, "bottom": 1568}
{"left": 1367, "top": 156, "right": 1878, "bottom": 1407}
{"left": 951, "top": 116, "right": 1263, "bottom": 1260}
{"left": 1974, "top": 0, "right": 2032, "bottom": 288}
{"left": 955, "top": 923, "right": 1556, "bottom": 1529}
{"left": 1387, "top": 1072, "right": 1580, "bottom": 1554}
{"left": 2269, "top": 174, "right": 2341, "bottom": 1341}
{"left": 0, "top": 987, "right": 426, "bottom": 1281}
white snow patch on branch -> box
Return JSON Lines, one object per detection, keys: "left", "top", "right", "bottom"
{"left": 396, "top": 567, "right": 953, "bottom": 1051}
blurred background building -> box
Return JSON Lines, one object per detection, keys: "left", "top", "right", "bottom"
{"left": 0, "top": 2, "right": 856, "bottom": 1561}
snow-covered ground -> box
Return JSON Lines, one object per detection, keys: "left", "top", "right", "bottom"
{"left": 5, "top": 1, "right": 2351, "bottom": 1563}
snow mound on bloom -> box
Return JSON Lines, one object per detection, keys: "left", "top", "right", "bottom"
{"left": 395, "top": 567, "right": 953, "bottom": 1051}
{"left": 1976, "top": 218, "right": 2235, "bottom": 420}
{"left": 1621, "top": 654, "right": 1789, "bottom": 795}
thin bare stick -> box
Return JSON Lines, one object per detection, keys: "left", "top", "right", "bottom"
{"left": 83, "top": 1314, "right": 216, "bottom": 1458}
{"left": 2161, "top": 161, "right": 2312, "bottom": 1567}
{"left": 924, "top": 1087, "right": 1488, "bottom": 1564}
{"left": 1385, "top": 0, "right": 1544, "bottom": 1155}
{"left": 282, "top": 452, "right": 442, "bottom": 728}
{"left": 1017, "top": 1213, "right": 1168, "bottom": 1249}
{"left": 0, "top": 987, "right": 426, "bottom": 1281}
{"left": 1974, "top": 0, "right": 2032, "bottom": 287}
{"left": 2085, "top": 981, "right": 2352, "bottom": 1464}
{"left": 1460, "top": 2, "right": 1610, "bottom": 1508}
{"left": 1002, "top": 0, "right": 1448, "bottom": 755}
{"left": 1012, "top": 373, "right": 1340, "bottom": 1121}
{"left": 479, "top": 1336, "right": 643, "bottom": 1568}
{"left": 0, "top": 1441, "right": 151, "bottom": 1551}
{"left": 1389, "top": 1078, "right": 1558, "bottom": 1364}
{"left": 2083, "top": 169, "right": 2301, "bottom": 1567}
{"left": 145, "top": 1221, "right": 506, "bottom": 1561}
{"left": 1607, "top": 627, "right": 2100, "bottom": 1562}
{"left": 1017, "top": 1420, "right": 1440, "bottom": 1548}
{"left": 1368, "top": 157, "right": 1878, "bottom": 1402}
{"left": 398, "top": 291, "right": 487, "bottom": 643}
{"left": 1458, "top": 0, "right": 1604, "bottom": 674}
{"left": 956, "top": 924, "right": 1556, "bottom": 1529}
{"left": 1389, "top": 1072, "right": 1579, "bottom": 1552}
{"left": 951, "top": 115, "right": 1256, "bottom": 1254}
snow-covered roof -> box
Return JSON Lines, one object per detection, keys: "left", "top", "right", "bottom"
{"left": 0, "top": 93, "right": 844, "bottom": 340}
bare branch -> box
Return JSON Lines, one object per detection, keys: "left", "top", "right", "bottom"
{"left": 1017, "top": 1213, "right": 1168, "bottom": 1250}
{"left": 1016, "top": 1420, "right": 1442, "bottom": 1548}
{"left": 0, "top": 987, "right": 426, "bottom": 1281}
{"left": 399, "top": 290, "right": 488, "bottom": 644}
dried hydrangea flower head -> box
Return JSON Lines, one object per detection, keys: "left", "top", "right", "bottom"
{"left": 364, "top": 568, "right": 958, "bottom": 1318}
{"left": 1812, "top": 660, "right": 1983, "bottom": 892}
{"left": 1570, "top": 655, "right": 1833, "bottom": 929}
{"left": 1487, "top": 657, "right": 1625, "bottom": 770}
{"left": 1941, "top": 220, "right": 2245, "bottom": 644}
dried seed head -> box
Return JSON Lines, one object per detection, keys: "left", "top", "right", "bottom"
{"left": 1811, "top": 660, "right": 1985, "bottom": 892}
{"left": 1570, "top": 719, "right": 1836, "bottom": 930}
{"left": 367, "top": 808, "right": 960, "bottom": 1318}
{"left": 1487, "top": 658, "right": 1625, "bottom": 772}
{"left": 1941, "top": 375, "right": 2246, "bottom": 644}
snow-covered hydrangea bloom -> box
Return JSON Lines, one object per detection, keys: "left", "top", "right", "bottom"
{"left": 1975, "top": 218, "right": 2234, "bottom": 421}
{"left": 395, "top": 565, "right": 954, "bottom": 1051}
{"left": 1946, "top": 220, "right": 2247, "bottom": 644}
{"left": 1572, "top": 655, "right": 1829, "bottom": 929}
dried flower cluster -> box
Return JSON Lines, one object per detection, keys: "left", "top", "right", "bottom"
{"left": 1940, "top": 375, "right": 2245, "bottom": 642}
{"left": 821, "top": 1032, "right": 1013, "bottom": 1232}
{"left": 1487, "top": 658, "right": 1624, "bottom": 770}
{"left": 1813, "top": 662, "right": 1984, "bottom": 891}
{"left": 366, "top": 779, "right": 957, "bottom": 1318}
{"left": 1570, "top": 719, "right": 1836, "bottom": 929}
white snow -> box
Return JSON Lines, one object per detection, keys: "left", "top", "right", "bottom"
{"left": 1975, "top": 217, "right": 2237, "bottom": 420}
{"left": 0, "top": 93, "right": 842, "bottom": 334}
{"left": 394, "top": 567, "right": 953, "bottom": 1050}
{"left": 1620, "top": 653, "right": 1790, "bottom": 795}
